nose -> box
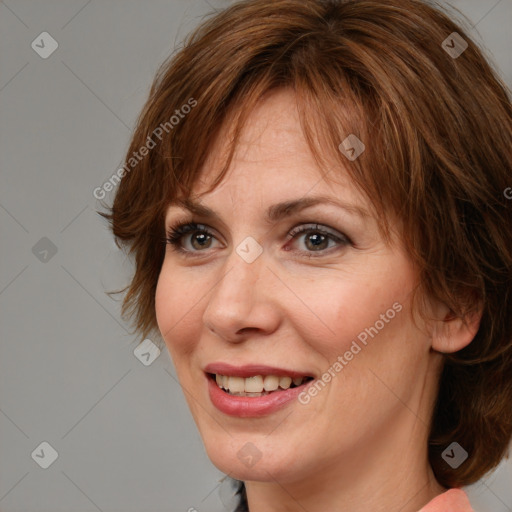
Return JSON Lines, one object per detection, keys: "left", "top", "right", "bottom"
{"left": 202, "top": 247, "right": 281, "bottom": 343}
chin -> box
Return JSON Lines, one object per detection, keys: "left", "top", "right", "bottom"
{"left": 202, "top": 434, "right": 310, "bottom": 483}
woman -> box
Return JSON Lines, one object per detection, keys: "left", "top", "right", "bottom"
{"left": 100, "top": 0, "right": 512, "bottom": 510}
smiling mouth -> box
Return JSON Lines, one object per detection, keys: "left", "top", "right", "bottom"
{"left": 207, "top": 373, "right": 314, "bottom": 397}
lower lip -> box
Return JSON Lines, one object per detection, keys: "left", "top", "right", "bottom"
{"left": 206, "top": 374, "right": 313, "bottom": 417}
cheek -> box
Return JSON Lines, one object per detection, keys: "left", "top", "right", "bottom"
{"left": 155, "top": 263, "right": 200, "bottom": 357}
{"left": 294, "top": 264, "right": 411, "bottom": 363}
{"left": 303, "top": 273, "right": 426, "bottom": 415}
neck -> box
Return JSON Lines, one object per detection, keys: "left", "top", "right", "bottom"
{"left": 244, "top": 405, "right": 447, "bottom": 512}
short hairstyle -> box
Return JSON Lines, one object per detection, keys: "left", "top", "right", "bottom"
{"left": 100, "top": 0, "right": 512, "bottom": 489}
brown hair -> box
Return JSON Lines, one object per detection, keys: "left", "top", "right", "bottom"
{"left": 99, "top": 0, "right": 512, "bottom": 490}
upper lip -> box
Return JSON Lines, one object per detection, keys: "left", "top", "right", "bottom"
{"left": 204, "top": 362, "right": 313, "bottom": 379}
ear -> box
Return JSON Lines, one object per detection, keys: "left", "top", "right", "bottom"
{"left": 430, "top": 303, "right": 483, "bottom": 354}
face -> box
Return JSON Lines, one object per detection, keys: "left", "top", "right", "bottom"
{"left": 155, "top": 88, "right": 441, "bottom": 485}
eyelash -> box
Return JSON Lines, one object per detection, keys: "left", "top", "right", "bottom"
{"left": 164, "top": 221, "right": 352, "bottom": 258}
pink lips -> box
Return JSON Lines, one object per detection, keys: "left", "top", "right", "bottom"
{"left": 204, "top": 362, "right": 312, "bottom": 379}
{"left": 204, "top": 362, "right": 314, "bottom": 417}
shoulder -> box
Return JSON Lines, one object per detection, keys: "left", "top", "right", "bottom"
{"left": 418, "top": 488, "right": 474, "bottom": 512}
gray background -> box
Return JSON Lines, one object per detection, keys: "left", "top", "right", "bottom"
{"left": 1, "top": 1, "right": 511, "bottom": 511}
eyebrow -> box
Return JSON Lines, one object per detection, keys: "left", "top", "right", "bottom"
{"left": 170, "top": 196, "right": 370, "bottom": 224}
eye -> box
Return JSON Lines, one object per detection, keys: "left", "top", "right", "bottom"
{"left": 164, "top": 221, "right": 351, "bottom": 257}
{"left": 165, "top": 222, "right": 220, "bottom": 254}
{"left": 285, "top": 223, "right": 351, "bottom": 257}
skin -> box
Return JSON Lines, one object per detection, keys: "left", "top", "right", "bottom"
{"left": 155, "top": 88, "right": 480, "bottom": 512}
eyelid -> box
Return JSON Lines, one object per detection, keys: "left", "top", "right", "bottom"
{"left": 287, "top": 222, "right": 350, "bottom": 243}
{"left": 165, "top": 219, "right": 352, "bottom": 257}
{"left": 165, "top": 221, "right": 220, "bottom": 246}
{"left": 284, "top": 223, "right": 352, "bottom": 257}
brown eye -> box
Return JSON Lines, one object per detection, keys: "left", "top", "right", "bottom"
{"left": 165, "top": 222, "right": 220, "bottom": 254}
{"left": 190, "top": 232, "right": 213, "bottom": 250}
{"left": 303, "top": 232, "right": 330, "bottom": 251}
{"left": 287, "top": 223, "right": 351, "bottom": 257}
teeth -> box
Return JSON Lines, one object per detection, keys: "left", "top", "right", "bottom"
{"left": 245, "top": 375, "right": 264, "bottom": 392}
{"left": 279, "top": 376, "right": 292, "bottom": 389}
{"left": 214, "top": 373, "right": 308, "bottom": 394}
{"left": 263, "top": 375, "right": 279, "bottom": 391}
{"left": 227, "top": 376, "right": 245, "bottom": 393}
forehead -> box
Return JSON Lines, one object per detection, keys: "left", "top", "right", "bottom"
{"left": 188, "top": 88, "right": 361, "bottom": 204}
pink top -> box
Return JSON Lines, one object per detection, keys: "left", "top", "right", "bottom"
{"left": 418, "top": 488, "right": 474, "bottom": 511}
